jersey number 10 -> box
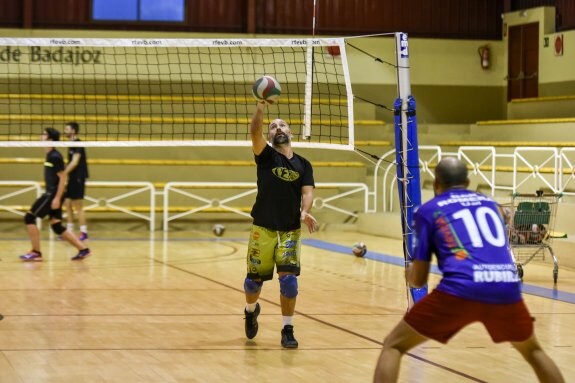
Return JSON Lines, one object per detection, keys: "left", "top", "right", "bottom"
{"left": 452, "top": 207, "right": 506, "bottom": 248}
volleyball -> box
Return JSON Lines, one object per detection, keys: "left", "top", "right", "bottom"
{"left": 352, "top": 242, "right": 367, "bottom": 257}
{"left": 252, "top": 75, "right": 281, "bottom": 103}
{"left": 212, "top": 224, "right": 225, "bottom": 237}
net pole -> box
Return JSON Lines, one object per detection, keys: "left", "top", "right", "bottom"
{"left": 394, "top": 32, "right": 426, "bottom": 308}
{"left": 338, "top": 39, "right": 355, "bottom": 149}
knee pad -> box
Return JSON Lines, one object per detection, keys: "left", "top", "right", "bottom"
{"left": 50, "top": 222, "right": 66, "bottom": 235}
{"left": 244, "top": 278, "right": 263, "bottom": 294}
{"left": 24, "top": 213, "right": 37, "bottom": 225}
{"left": 279, "top": 274, "right": 298, "bottom": 298}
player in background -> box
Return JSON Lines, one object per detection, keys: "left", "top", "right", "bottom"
{"left": 20, "top": 127, "right": 91, "bottom": 262}
{"left": 243, "top": 100, "right": 318, "bottom": 348}
{"left": 373, "top": 157, "right": 564, "bottom": 383}
{"left": 63, "top": 121, "right": 89, "bottom": 241}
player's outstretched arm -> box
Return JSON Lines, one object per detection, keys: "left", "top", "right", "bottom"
{"left": 250, "top": 101, "right": 267, "bottom": 155}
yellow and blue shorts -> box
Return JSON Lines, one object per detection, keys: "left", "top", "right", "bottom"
{"left": 246, "top": 224, "right": 301, "bottom": 281}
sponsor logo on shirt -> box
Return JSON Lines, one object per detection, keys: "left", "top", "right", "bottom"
{"left": 437, "top": 193, "right": 490, "bottom": 207}
{"left": 272, "top": 167, "right": 300, "bottom": 182}
{"left": 473, "top": 264, "right": 520, "bottom": 282}
{"left": 434, "top": 211, "right": 470, "bottom": 260}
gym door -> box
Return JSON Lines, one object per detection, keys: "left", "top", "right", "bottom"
{"left": 507, "top": 22, "right": 539, "bottom": 101}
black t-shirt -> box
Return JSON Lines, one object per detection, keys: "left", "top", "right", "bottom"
{"left": 251, "top": 144, "right": 315, "bottom": 231}
{"left": 68, "top": 139, "right": 89, "bottom": 179}
{"left": 44, "top": 149, "right": 65, "bottom": 195}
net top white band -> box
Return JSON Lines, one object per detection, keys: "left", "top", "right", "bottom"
{"left": 0, "top": 140, "right": 353, "bottom": 150}
{"left": 0, "top": 37, "right": 346, "bottom": 48}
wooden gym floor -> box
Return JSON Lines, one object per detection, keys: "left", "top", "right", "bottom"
{"left": 0, "top": 227, "right": 573, "bottom": 382}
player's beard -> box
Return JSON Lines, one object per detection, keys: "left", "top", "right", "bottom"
{"left": 273, "top": 133, "right": 290, "bottom": 146}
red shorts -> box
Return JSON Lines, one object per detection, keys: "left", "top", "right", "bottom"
{"left": 404, "top": 290, "right": 534, "bottom": 344}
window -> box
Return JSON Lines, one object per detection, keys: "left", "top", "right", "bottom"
{"left": 93, "top": 0, "right": 185, "bottom": 22}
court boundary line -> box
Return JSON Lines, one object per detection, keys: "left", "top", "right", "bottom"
{"left": 155, "top": 254, "right": 487, "bottom": 382}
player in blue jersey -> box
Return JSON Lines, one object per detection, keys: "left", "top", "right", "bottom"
{"left": 373, "top": 157, "right": 564, "bottom": 383}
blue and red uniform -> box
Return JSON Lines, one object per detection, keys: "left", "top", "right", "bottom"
{"left": 413, "top": 188, "right": 521, "bottom": 304}
{"left": 405, "top": 189, "right": 533, "bottom": 343}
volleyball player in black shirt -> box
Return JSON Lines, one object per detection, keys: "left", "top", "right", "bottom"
{"left": 243, "top": 101, "right": 319, "bottom": 348}
{"left": 20, "top": 127, "right": 91, "bottom": 261}
{"left": 63, "top": 121, "right": 90, "bottom": 241}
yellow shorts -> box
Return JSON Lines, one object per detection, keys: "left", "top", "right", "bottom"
{"left": 246, "top": 224, "right": 301, "bottom": 281}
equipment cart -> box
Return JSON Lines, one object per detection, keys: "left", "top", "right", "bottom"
{"left": 506, "top": 191, "right": 562, "bottom": 283}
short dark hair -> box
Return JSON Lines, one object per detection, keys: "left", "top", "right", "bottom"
{"left": 44, "top": 127, "right": 60, "bottom": 141}
{"left": 435, "top": 157, "right": 468, "bottom": 189}
{"left": 66, "top": 121, "right": 79, "bottom": 134}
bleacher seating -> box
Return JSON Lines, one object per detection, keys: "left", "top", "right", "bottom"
{"left": 507, "top": 95, "right": 575, "bottom": 119}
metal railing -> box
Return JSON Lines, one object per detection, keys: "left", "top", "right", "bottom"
{"left": 3, "top": 146, "right": 575, "bottom": 229}
{"left": 162, "top": 182, "right": 369, "bottom": 231}
{"left": 0, "top": 181, "right": 43, "bottom": 227}
{"left": 84, "top": 181, "right": 156, "bottom": 231}
{"left": 376, "top": 146, "right": 575, "bottom": 212}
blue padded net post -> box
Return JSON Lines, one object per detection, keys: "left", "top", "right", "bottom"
{"left": 394, "top": 33, "right": 427, "bottom": 307}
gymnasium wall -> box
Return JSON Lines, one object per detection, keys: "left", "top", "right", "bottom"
{"left": 0, "top": 0, "right": 505, "bottom": 39}
{"left": 0, "top": 6, "right": 571, "bottom": 132}
{"left": 504, "top": 7, "right": 575, "bottom": 96}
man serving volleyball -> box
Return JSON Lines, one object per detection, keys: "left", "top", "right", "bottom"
{"left": 243, "top": 75, "right": 318, "bottom": 348}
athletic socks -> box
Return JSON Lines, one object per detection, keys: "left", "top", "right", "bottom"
{"left": 245, "top": 304, "right": 294, "bottom": 327}
{"left": 282, "top": 316, "right": 293, "bottom": 327}
{"left": 246, "top": 302, "right": 258, "bottom": 313}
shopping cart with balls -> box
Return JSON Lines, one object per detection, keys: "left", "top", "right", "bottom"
{"left": 505, "top": 191, "right": 563, "bottom": 283}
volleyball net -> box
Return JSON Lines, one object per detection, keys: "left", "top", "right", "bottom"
{"left": 0, "top": 37, "right": 353, "bottom": 149}
{"left": 0, "top": 33, "right": 424, "bottom": 302}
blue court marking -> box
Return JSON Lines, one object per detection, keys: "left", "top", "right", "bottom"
{"left": 303, "top": 238, "right": 575, "bottom": 305}
{"left": 303, "top": 239, "right": 440, "bottom": 273}
{"left": 3, "top": 234, "right": 574, "bottom": 303}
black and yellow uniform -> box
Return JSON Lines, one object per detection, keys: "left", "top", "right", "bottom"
{"left": 247, "top": 144, "right": 315, "bottom": 280}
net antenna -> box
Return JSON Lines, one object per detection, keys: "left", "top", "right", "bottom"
{"left": 0, "top": 37, "right": 353, "bottom": 151}
{"left": 393, "top": 33, "right": 427, "bottom": 308}
{"left": 302, "top": 0, "right": 319, "bottom": 140}
{"left": 312, "top": 0, "right": 318, "bottom": 37}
